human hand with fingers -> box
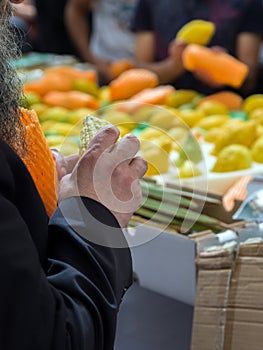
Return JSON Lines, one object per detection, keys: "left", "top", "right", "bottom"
{"left": 58, "top": 126, "right": 148, "bottom": 227}
{"left": 168, "top": 38, "right": 188, "bottom": 68}
{"left": 51, "top": 149, "right": 79, "bottom": 181}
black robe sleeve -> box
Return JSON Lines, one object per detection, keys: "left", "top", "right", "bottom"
{"left": 0, "top": 139, "right": 132, "bottom": 350}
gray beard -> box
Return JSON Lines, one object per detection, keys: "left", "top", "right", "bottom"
{"left": 0, "top": 3, "right": 25, "bottom": 155}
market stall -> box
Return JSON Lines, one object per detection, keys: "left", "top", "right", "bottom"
{"left": 16, "top": 50, "right": 263, "bottom": 350}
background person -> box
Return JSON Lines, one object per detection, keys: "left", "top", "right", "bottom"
{"left": 34, "top": 0, "right": 78, "bottom": 55}
{"left": 10, "top": 0, "right": 37, "bottom": 52}
{"left": 131, "top": 0, "right": 263, "bottom": 96}
{"left": 64, "top": 0, "right": 138, "bottom": 84}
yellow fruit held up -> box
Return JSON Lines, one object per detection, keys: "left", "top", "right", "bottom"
{"left": 176, "top": 19, "right": 215, "bottom": 46}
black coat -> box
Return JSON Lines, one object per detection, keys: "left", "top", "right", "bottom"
{"left": 0, "top": 138, "right": 132, "bottom": 349}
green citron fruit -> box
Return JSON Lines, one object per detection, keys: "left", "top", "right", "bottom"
{"left": 165, "top": 89, "right": 199, "bottom": 108}
{"left": 65, "top": 108, "right": 94, "bottom": 125}
{"left": 30, "top": 103, "right": 48, "bottom": 117}
{"left": 39, "top": 106, "right": 70, "bottom": 123}
{"left": 20, "top": 91, "right": 41, "bottom": 108}
{"left": 179, "top": 160, "right": 202, "bottom": 178}
{"left": 175, "top": 132, "right": 203, "bottom": 166}
{"left": 176, "top": 19, "right": 215, "bottom": 46}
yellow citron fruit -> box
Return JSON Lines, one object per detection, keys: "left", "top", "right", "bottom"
{"left": 179, "top": 160, "right": 202, "bottom": 178}
{"left": 139, "top": 127, "right": 165, "bottom": 141}
{"left": 212, "top": 144, "right": 252, "bottom": 172}
{"left": 168, "top": 126, "right": 188, "bottom": 143}
{"left": 249, "top": 107, "right": 263, "bottom": 125}
{"left": 139, "top": 134, "right": 172, "bottom": 153}
{"left": 211, "top": 120, "right": 257, "bottom": 155}
{"left": 45, "top": 134, "right": 65, "bottom": 147}
{"left": 48, "top": 122, "right": 77, "bottom": 136}
{"left": 203, "top": 127, "right": 226, "bottom": 143}
{"left": 197, "top": 100, "right": 229, "bottom": 115}
{"left": 196, "top": 114, "right": 229, "bottom": 130}
{"left": 60, "top": 141, "right": 80, "bottom": 156}
{"left": 178, "top": 109, "right": 205, "bottom": 128}
{"left": 165, "top": 89, "right": 199, "bottom": 108}
{"left": 65, "top": 108, "right": 94, "bottom": 125}
{"left": 148, "top": 109, "right": 178, "bottom": 130}
{"left": 72, "top": 79, "right": 99, "bottom": 97}
{"left": 117, "top": 125, "right": 130, "bottom": 137}
{"left": 129, "top": 105, "right": 155, "bottom": 123}
{"left": 242, "top": 94, "right": 263, "bottom": 115}
{"left": 31, "top": 103, "right": 49, "bottom": 118}
{"left": 251, "top": 137, "right": 263, "bottom": 163}
{"left": 101, "top": 111, "right": 136, "bottom": 131}
{"left": 176, "top": 19, "right": 215, "bottom": 46}
{"left": 99, "top": 86, "right": 111, "bottom": 102}
{"left": 39, "top": 106, "right": 70, "bottom": 123}
{"left": 60, "top": 122, "right": 81, "bottom": 136}
{"left": 154, "top": 136, "right": 173, "bottom": 153}
{"left": 40, "top": 120, "right": 57, "bottom": 132}
{"left": 141, "top": 144, "right": 170, "bottom": 176}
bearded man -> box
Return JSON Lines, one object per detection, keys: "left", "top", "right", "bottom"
{"left": 0, "top": 1, "right": 147, "bottom": 349}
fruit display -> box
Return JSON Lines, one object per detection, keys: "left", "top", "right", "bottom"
{"left": 20, "top": 61, "right": 263, "bottom": 195}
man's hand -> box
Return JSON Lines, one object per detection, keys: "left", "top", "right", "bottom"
{"left": 58, "top": 126, "right": 148, "bottom": 227}
{"left": 51, "top": 149, "right": 79, "bottom": 181}
{"left": 168, "top": 39, "right": 188, "bottom": 70}
{"left": 95, "top": 57, "right": 112, "bottom": 84}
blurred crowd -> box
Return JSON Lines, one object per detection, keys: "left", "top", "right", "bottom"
{"left": 12, "top": 0, "right": 263, "bottom": 96}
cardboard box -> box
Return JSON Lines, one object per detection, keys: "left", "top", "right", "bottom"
{"left": 191, "top": 233, "right": 263, "bottom": 350}
{"left": 126, "top": 187, "right": 242, "bottom": 306}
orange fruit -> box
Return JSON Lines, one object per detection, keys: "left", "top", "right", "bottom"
{"left": 128, "top": 85, "right": 175, "bottom": 105}
{"left": 183, "top": 44, "right": 249, "bottom": 88}
{"left": 197, "top": 91, "right": 243, "bottom": 111}
{"left": 109, "top": 68, "right": 159, "bottom": 101}
{"left": 109, "top": 59, "right": 134, "bottom": 79}
{"left": 42, "top": 90, "right": 100, "bottom": 110}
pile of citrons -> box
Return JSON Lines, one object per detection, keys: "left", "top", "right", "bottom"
{"left": 21, "top": 18, "right": 263, "bottom": 178}
{"left": 21, "top": 63, "right": 263, "bottom": 178}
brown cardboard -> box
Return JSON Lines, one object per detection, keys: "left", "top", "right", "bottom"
{"left": 191, "top": 247, "right": 234, "bottom": 350}
{"left": 225, "top": 309, "right": 263, "bottom": 350}
{"left": 191, "top": 307, "right": 227, "bottom": 350}
{"left": 228, "top": 257, "right": 263, "bottom": 309}
{"left": 195, "top": 269, "right": 232, "bottom": 308}
{"left": 191, "top": 241, "right": 263, "bottom": 350}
